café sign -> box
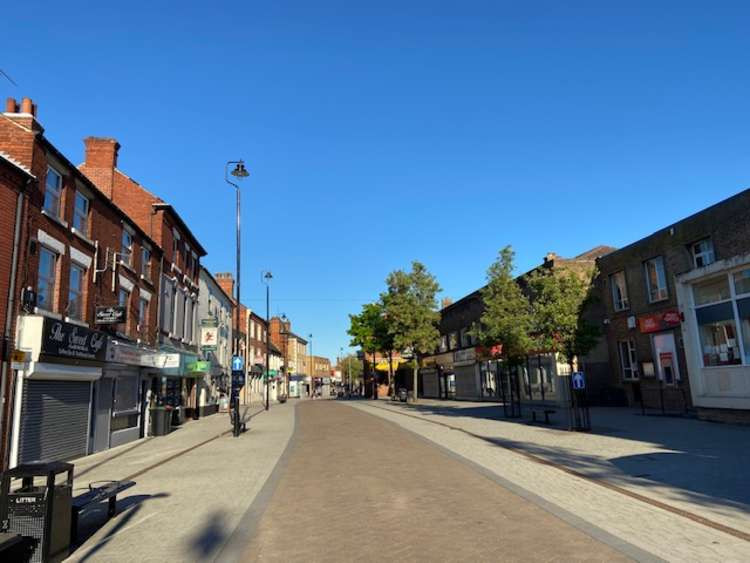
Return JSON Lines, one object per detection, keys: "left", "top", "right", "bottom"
{"left": 95, "top": 305, "right": 127, "bottom": 325}
{"left": 638, "top": 309, "right": 682, "bottom": 334}
{"left": 42, "top": 318, "right": 107, "bottom": 361}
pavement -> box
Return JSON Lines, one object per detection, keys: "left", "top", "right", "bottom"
{"left": 64, "top": 401, "right": 296, "bottom": 562}
{"left": 350, "top": 399, "right": 750, "bottom": 562}
{"left": 241, "top": 400, "right": 636, "bottom": 562}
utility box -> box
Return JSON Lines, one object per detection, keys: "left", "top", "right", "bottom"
{"left": 0, "top": 461, "right": 73, "bottom": 563}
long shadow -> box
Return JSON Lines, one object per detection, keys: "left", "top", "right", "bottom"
{"left": 186, "top": 510, "right": 229, "bottom": 560}
{"left": 387, "top": 401, "right": 750, "bottom": 512}
{"left": 72, "top": 492, "right": 170, "bottom": 562}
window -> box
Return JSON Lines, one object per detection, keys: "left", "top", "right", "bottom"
{"left": 140, "top": 247, "right": 151, "bottom": 280}
{"left": 138, "top": 297, "right": 149, "bottom": 328}
{"left": 172, "top": 236, "right": 180, "bottom": 268}
{"left": 121, "top": 229, "right": 133, "bottom": 266}
{"left": 448, "top": 332, "right": 458, "bottom": 350}
{"left": 644, "top": 257, "right": 668, "bottom": 302}
{"left": 37, "top": 247, "right": 58, "bottom": 311}
{"left": 460, "top": 327, "right": 473, "bottom": 347}
{"left": 618, "top": 340, "right": 638, "bottom": 380}
{"left": 118, "top": 288, "right": 130, "bottom": 308}
{"left": 733, "top": 269, "right": 750, "bottom": 296}
{"left": 693, "top": 276, "right": 730, "bottom": 306}
{"left": 174, "top": 290, "right": 185, "bottom": 339}
{"left": 43, "top": 167, "right": 62, "bottom": 218}
{"left": 610, "top": 271, "right": 629, "bottom": 311}
{"left": 72, "top": 192, "right": 89, "bottom": 235}
{"left": 696, "top": 302, "right": 741, "bottom": 366}
{"left": 68, "top": 264, "right": 85, "bottom": 320}
{"left": 160, "top": 275, "right": 175, "bottom": 332}
{"left": 692, "top": 238, "right": 715, "bottom": 268}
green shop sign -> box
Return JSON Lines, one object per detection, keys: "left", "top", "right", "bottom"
{"left": 187, "top": 360, "right": 210, "bottom": 373}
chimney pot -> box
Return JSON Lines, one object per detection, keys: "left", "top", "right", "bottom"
{"left": 21, "top": 97, "right": 33, "bottom": 114}
{"left": 5, "top": 97, "right": 17, "bottom": 113}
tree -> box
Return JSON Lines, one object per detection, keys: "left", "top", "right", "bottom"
{"left": 527, "top": 266, "right": 600, "bottom": 372}
{"left": 337, "top": 354, "right": 363, "bottom": 389}
{"left": 348, "top": 302, "right": 389, "bottom": 399}
{"left": 382, "top": 261, "right": 441, "bottom": 403}
{"left": 476, "top": 246, "right": 533, "bottom": 367}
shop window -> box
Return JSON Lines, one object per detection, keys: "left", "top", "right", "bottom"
{"left": 68, "top": 264, "right": 85, "bottom": 320}
{"left": 693, "top": 276, "right": 730, "bottom": 306}
{"left": 644, "top": 256, "right": 668, "bottom": 302}
{"left": 696, "top": 301, "right": 741, "bottom": 366}
{"left": 618, "top": 340, "right": 638, "bottom": 380}
{"left": 737, "top": 298, "right": 750, "bottom": 364}
{"left": 37, "top": 247, "right": 58, "bottom": 311}
{"left": 72, "top": 191, "right": 89, "bottom": 235}
{"left": 43, "top": 167, "right": 63, "bottom": 218}
{"left": 160, "top": 275, "right": 175, "bottom": 332}
{"left": 733, "top": 269, "right": 750, "bottom": 296}
{"left": 691, "top": 238, "right": 715, "bottom": 268}
{"left": 113, "top": 376, "right": 140, "bottom": 415}
{"left": 610, "top": 271, "right": 629, "bottom": 311}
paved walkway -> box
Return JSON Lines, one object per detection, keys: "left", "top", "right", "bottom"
{"left": 352, "top": 400, "right": 750, "bottom": 561}
{"left": 65, "top": 402, "right": 295, "bottom": 562}
{"left": 240, "top": 400, "right": 638, "bottom": 562}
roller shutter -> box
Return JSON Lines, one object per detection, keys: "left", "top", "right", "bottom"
{"left": 421, "top": 368, "right": 439, "bottom": 398}
{"left": 455, "top": 364, "right": 479, "bottom": 399}
{"left": 18, "top": 380, "right": 91, "bottom": 463}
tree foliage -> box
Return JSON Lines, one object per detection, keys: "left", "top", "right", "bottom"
{"left": 527, "top": 266, "right": 600, "bottom": 366}
{"left": 477, "top": 246, "right": 533, "bottom": 365}
{"left": 337, "top": 353, "right": 363, "bottom": 382}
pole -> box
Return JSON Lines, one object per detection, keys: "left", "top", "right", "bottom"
{"left": 265, "top": 282, "right": 270, "bottom": 410}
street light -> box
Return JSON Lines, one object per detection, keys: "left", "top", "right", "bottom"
{"left": 225, "top": 160, "right": 249, "bottom": 435}
{"left": 280, "top": 313, "right": 289, "bottom": 397}
{"left": 262, "top": 271, "right": 272, "bottom": 411}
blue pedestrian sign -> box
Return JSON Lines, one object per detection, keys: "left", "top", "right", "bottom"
{"left": 231, "top": 355, "right": 244, "bottom": 372}
{"left": 572, "top": 371, "right": 586, "bottom": 390}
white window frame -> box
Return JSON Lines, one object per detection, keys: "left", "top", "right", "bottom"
{"left": 644, "top": 256, "right": 668, "bottom": 303}
{"left": 618, "top": 339, "right": 638, "bottom": 380}
{"left": 692, "top": 238, "right": 715, "bottom": 269}
{"left": 72, "top": 191, "right": 90, "bottom": 236}
{"left": 37, "top": 246, "right": 58, "bottom": 312}
{"left": 68, "top": 263, "right": 85, "bottom": 320}
{"left": 610, "top": 271, "right": 629, "bottom": 311}
{"left": 44, "top": 167, "right": 63, "bottom": 218}
{"left": 121, "top": 228, "right": 134, "bottom": 267}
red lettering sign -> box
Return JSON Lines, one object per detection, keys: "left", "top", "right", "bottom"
{"left": 638, "top": 309, "right": 681, "bottom": 334}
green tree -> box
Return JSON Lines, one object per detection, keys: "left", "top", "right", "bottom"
{"left": 348, "top": 302, "right": 388, "bottom": 398}
{"left": 337, "top": 354, "right": 363, "bottom": 388}
{"left": 527, "top": 266, "right": 600, "bottom": 373}
{"left": 382, "top": 261, "right": 441, "bottom": 403}
{"left": 476, "top": 246, "right": 533, "bottom": 366}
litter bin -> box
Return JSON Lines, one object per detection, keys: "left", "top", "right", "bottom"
{"left": 398, "top": 388, "right": 408, "bottom": 402}
{"left": 149, "top": 406, "right": 172, "bottom": 436}
{"left": 0, "top": 461, "right": 73, "bottom": 563}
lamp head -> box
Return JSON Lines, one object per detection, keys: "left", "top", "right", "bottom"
{"left": 231, "top": 161, "right": 249, "bottom": 178}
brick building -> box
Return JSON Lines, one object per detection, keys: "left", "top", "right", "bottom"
{"left": 597, "top": 188, "right": 750, "bottom": 421}
{"left": 0, "top": 98, "right": 167, "bottom": 467}
{"left": 80, "top": 137, "right": 207, "bottom": 421}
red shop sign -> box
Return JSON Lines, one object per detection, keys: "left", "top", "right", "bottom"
{"left": 638, "top": 309, "right": 682, "bottom": 334}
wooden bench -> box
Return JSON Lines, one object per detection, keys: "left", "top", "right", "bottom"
{"left": 71, "top": 480, "right": 135, "bottom": 544}
{"left": 530, "top": 408, "right": 556, "bottom": 424}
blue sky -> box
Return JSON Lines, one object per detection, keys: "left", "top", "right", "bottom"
{"left": 4, "top": 1, "right": 750, "bottom": 361}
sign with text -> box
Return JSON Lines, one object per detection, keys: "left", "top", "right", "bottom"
{"left": 95, "top": 305, "right": 127, "bottom": 325}
{"left": 200, "top": 324, "right": 218, "bottom": 350}
{"left": 638, "top": 309, "right": 681, "bottom": 334}
{"left": 41, "top": 318, "right": 107, "bottom": 361}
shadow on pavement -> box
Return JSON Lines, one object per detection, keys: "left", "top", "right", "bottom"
{"left": 186, "top": 510, "right": 230, "bottom": 560}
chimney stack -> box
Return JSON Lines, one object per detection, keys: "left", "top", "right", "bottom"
{"left": 82, "top": 137, "right": 120, "bottom": 199}
{"left": 0, "top": 97, "right": 41, "bottom": 167}
{"left": 215, "top": 272, "right": 236, "bottom": 301}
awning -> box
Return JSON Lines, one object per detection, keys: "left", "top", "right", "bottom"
{"left": 23, "top": 361, "right": 102, "bottom": 382}
{"left": 374, "top": 358, "right": 406, "bottom": 371}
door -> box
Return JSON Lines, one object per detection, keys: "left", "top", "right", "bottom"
{"left": 92, "top": 378, "right": 113, "bottom": 453}
{"left": 652, "top": 332, "right": 681, "bottom": 385}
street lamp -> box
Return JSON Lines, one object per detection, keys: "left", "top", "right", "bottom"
{"left": 262, "top": 271, "right": 272, "bottom": 411}
{"left": 225, "top": 160, "right": 249, "bottom": 435}
{"left": 280, "top": 313, "right": 289, "bottom": 397}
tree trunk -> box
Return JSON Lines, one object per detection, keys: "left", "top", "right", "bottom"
{"left": 412, "top": 361, "right": 418, "bottom": 404}
{"left": 388, "top": 350, "right": 394, "bottom": 400}
{"left": 372, "top": 352, "right": 378, "bottom": 400}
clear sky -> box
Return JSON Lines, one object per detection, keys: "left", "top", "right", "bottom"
{"left": 4, "top": 1, "right": 750, "bottom": 361}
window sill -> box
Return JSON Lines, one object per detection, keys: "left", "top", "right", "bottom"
{"left": 171, "top": 263, "right": 183, "bottom": 275}
{"left": 140, "top": 274, "right": 154, "bottom": 286}
{"left": 119, "top": 260, "right": 136, "bottom": 274}
{"left": 71, "top": 227, "right": 95, "bottom": 247}
{"left": 64, "top": 317, "right": 90, "bottom": 328}
{"left": 41, "top": 209, "right": 69, "bottom": 229}
{"left": 34, "top": 307, "right": 62, "bottom": 320}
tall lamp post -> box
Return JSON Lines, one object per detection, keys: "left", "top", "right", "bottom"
{"left": 225, "top": 160, "right": 248, "bottom": 429}
{"left": 262, "top": 271, "right": 272, "bottom": 410}
{"left": 280, "top": 313, "right": 289, "bottom": 397}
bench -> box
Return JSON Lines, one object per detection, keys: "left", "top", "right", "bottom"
{"left": 530, "top": 408, "right": 556, "bottom": 424}
{"left": 71, "top": 480, "right": 135, "bottom": 544}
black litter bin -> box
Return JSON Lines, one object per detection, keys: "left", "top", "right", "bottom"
{"left": 0, "top": 461, "right": 73, "bottom": 563}
{"left": 149, "top": 407, "right": 172, "bottom": 436}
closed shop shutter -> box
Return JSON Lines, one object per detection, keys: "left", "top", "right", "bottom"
{"left": 19, "top": 380, "right": 91, "bottom": 463}
{"left": 421, "top": 368, "right": 439, "bottom": 398}
{"left": 455, "top": 364, "right": 479, "bottom": 399}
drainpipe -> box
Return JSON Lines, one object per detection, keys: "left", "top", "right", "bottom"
{"left": 1, "top": 180, "right": 30, "bottom": 470}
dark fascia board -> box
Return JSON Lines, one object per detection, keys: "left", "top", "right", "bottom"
{"left": 41, "top": 137, "right": 162, "bottom": 255}
{"left": 0, "top": 152, "right": 35, "bottom": 181}
{"left": 152, "top": 202, "right": 208, "bottom": 256}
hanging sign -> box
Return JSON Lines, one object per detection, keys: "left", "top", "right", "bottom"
{"left": 638, "top": 309, "right": 681, "bottom": 334}
{"left": 201, "top": 324, "right": 218, "bottom": 350}
{"left": 95, "top": 305, "right": 127, "bottom": 325}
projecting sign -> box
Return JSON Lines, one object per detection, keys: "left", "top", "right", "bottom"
{"left": 200, "top": 324, "right": 218, "bottom": 350}
{"left": 571, "top": 372, "right": 586, "bottom": 390}
{"left": 95, "top": 305, "right": 127, "bottom": 325}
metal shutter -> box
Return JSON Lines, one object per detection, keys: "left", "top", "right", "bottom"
{"left": 454, "top": 364, "right": 479, "bottom": 399}
{"left": 19, "top": 380, "right": 91, "bottom": 463}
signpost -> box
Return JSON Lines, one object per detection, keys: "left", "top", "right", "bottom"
{"left": 569, "top": 371, "right": 590, "bottom": 431}
{"left": 230, "top": 355, "right": 245, "bottom": 437}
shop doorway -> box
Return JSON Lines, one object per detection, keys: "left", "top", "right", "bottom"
{"left": 652, "top": 332, "right": 680, "bottom": 385}
{"left": 91, "top": 378, "right": 113, "bottom": 454}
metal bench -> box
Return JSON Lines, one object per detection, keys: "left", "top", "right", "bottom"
{"left": 70, "top": 480, "right": 135, "bottom": 544}
{"left": 530, "top": 408, "right": 556, "bottom": 424}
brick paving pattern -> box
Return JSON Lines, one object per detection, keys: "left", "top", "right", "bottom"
{"left": 243, "top": 401, "right": 631, "bottom": 562}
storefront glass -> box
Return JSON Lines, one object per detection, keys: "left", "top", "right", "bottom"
{"left": 480, "top": 361, "right": 497, "bottom": 398}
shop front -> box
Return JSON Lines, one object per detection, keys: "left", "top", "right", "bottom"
{"left": 10, "top": 315, "right": 107, "bottom": 466}
{"left": 157, "top": 350, "right": 203, "bottom": 424}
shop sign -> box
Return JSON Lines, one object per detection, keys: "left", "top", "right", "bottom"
{"left": 95, "top": 305, "right": 127, "bottom": 325}
{"left": 41, "top": 318, "right": 107, "bottom": 361}
{"left": 11, "top": 349, "right": 30, "bottom": 370}
{"left": 200, "top": 323, "right": 218, "bottom": 351}
{"left": 638, "top": 309, "right": 681, "bottom": 334}
{"left": 454, "top": 347, "right": 476, "bottom": 363}
{"left": 187, "top": 360, "right": 210, "bottom": 373}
